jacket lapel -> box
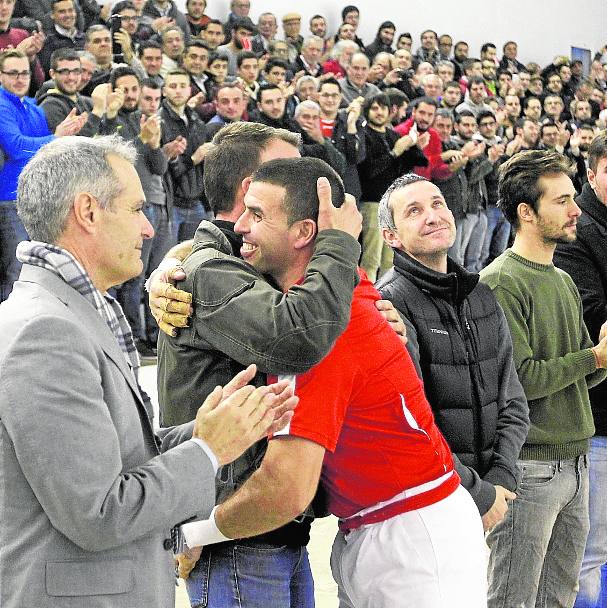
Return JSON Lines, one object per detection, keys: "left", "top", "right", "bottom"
{"left": 19, "top": 266, "right": 155, "bottom": 434}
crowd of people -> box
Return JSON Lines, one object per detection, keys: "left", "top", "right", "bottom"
{"left": 2, "top": 1, "right": 607, "bottom": 607}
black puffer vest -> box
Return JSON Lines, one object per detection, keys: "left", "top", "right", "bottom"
{"left": 377, "top": 249, "right": 501, "bottom": 474}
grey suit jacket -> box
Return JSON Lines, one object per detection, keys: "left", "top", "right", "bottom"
{"left": 0, "top": 265, "right": 217, "bottom": 607}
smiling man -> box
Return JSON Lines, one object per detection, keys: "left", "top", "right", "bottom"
{"left": 480, "top": 150, "right": 607, "bottom": 607}
{"left": 180, "top": 157, "right": 489, "bottom": 608}
{"left": 375, "top": 173, "right": 528, "bottom": 535}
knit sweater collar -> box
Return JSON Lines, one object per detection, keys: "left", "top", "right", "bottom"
{"left": 504, "top": 248, "right": 554, "bottom": 271}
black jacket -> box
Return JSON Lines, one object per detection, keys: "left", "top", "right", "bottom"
{"left": 376, "top": 249, "right": 529, "bottom": 514}
{"left": 358, "top": 126, "right": 427, "bottom": 201}
{"left": 38, "top": 30, "right": 86, "bottom": 76}
{"left": 37, "top": 89, "right": 100, "bottom": 136}
{"left": 159, "top": 100, "right": 208, "bottom": 209}
{"left": 554, "top": 182, "right": 607, "bottom": 435}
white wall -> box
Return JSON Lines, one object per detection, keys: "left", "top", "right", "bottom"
{"left": 174, "top": 0, "right": 607, "bottom": 68}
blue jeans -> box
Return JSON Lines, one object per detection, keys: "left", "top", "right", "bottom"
{"left": 116, "top": 204, "right": 175, "bottom": 341}
{"left": 487, "top": 456, "right": 589, "bottom": 608}
{"left": 0, "top": 201, "right": 29, "bottom": 302}
{"left": 575, "top": 437, "right": 607, "bottom": 608}
{"left": 173, "top": 202, "right": 212, "bottom": 243}
{"left": 464, "top": 209, "right": 488, "bottom": 272}
{"left": 185, "top": 540, "right": 314, "bottom": 608}
{"left": 449, "top": 211, "right": 480, "bottom": 266}
{"left": 480, "top": 206, "right": 510, "bottom": 269}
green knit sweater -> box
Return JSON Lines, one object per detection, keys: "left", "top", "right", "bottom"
{"left": 480, "top": 250, "right": 607, "bottom": 460}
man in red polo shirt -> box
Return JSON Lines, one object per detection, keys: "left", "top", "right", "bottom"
{"left": 181, "top": 157, "right": 487, "bottom": 607}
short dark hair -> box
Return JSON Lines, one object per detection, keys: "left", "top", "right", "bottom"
{"left": 252, "top": 157, "right": 344, "bottom": 225}
{"left": 237, "top": 50, "right": 257, "bottom": 67}
{"left": 383, "top": 87, "right": 408, "bottom": 107}
{"left": 138, "top": 40, "right": 161, "bottom": 57}
{"left": 480, "top": 42, "right": 496, "bottom": 54}
{"left": 412, "top": 95, "right": 438, "bottom": 109}
{"left": 522, "top": 95, "right": 541, "bottom": 111}
{"left": 588, "top": 131, "right": 606, "bottom": 173}
{"left": 462, "top": 58, "right": 480, "bottom": 73}
{"left": 141, "top": 77, "right": 161, "bottom": 90}
{"left": 341, "top": 5, "right": 359, "bottom": 20}
{"left": 257, "top": 82, "right": 280, "bottom": 101}
{"left": 112, "top": 1, "right": 136, "bottom": 13}
{"left": 204, "top": 122, "right": 301, "bottom": 214}
{"left": 110, "top": 65, "right": 139, "bottom": 88}
{"left": 477, "top": 109, "right": 496, "bottom": 124}
{"left": 503, "top": 40, "right": 517, "bottom": 51}
{"left": 444, "top": 80, "right": 460, "bottom": 90}
{"left": 455, "top": 110, "right": 475, "bottom": 124}
{"left": 318, "top": 76, "right": 340, "bottom": 91}
{"left": 467, "top": 75, "right": 484, "bottom": 89}
{"left": 265, "top": 58, "right": 288, "bottom": 72}
{"left": 539, "top": 119, "right": 558, "bottom": 138}
{"left": 208, "top": 51, "right": 229, "bottom": 65}
{"left": 498, "top": 149, "right": 574, "bottom": 229}
{"left": 202, "top": 18, "right": 222, "bottom": 29}
{"left": 186, "top": 40, "right": 210, "bottom": 54}
{"left": 50, "top": 48, "right": 80, "bottom": 71}
{"left": 515, "top": 116, "right": 535, "bottom": 130}
{"left": 363, "top": 92, "right": 390, "bottom": 119}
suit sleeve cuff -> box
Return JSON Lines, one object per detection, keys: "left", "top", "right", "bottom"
{"left": 188, "top": 438, "right": 219, "bottom": 474}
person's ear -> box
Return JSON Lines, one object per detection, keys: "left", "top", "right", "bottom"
{"left": 292, "top": 218, "right": 317, "bottom": 249}
{"left": 381, "top": 227, "right": 402, "bottom": 249}
{"left": 72, "top": 192, "right": 101, "bottom": 234}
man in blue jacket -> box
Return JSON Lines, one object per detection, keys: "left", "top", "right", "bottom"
{"left": 0, "top": 49, "right": 84, "bottom": 301}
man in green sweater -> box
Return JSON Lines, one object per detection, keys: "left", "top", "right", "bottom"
{"left": 480, "top": 149, "right": 607, "bottom": 608}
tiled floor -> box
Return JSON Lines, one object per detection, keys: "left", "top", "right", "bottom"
{"left": 139, "top": 365, "right": 339, "bottom": 608}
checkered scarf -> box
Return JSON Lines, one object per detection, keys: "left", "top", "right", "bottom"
{"left": 16, "top": 241, "right": 140, "bottom": 377}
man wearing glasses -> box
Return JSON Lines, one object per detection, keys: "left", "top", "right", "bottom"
{"left": 0, "top": 49, "right": 85, "bottom": 301}
{"left": 38, "top": 48, "right": 106, "bottom": 136}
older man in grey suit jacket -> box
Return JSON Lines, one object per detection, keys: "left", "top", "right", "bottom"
{"left": 0, "top": 134, "right": 296, "bottom": 607}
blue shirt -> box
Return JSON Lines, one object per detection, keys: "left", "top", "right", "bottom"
{"left": 0, "top": 87, "right": 54, "bottom": 201}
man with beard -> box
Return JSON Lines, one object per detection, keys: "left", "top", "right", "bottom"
{"left": 38, "top": 48, "right": 105, "bottom": 135}
{"left": 200, "top": 19, "right": 224, "bottom": 51}
{"left": 481, "top": 150, "right": 607, "bottom": 607}
{"left": 358, "top": 92, "right": 427, "bottom": 281}
{"left": 217, "top": 16, "right": 255, "bottom": 76}
{"left": 451, "top": 40, "right": 469, "bottom": 80}
{"left": 185, "top": 0, "right": 210, "bottom": 37}
{"left": 364, "top": 20, "right": 395, "bottom": 62}
{"left": 553, "top": 132, "right": 607, "bottom": 608}
{"left": 395, "top": 95, "right": 451, "bottom": 181}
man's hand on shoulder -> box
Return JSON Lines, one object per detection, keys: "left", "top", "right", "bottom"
{"left": 316, "top": 177, "right": 362, "bottom": 239}
{"left": 375, "top": 299, "right": 407, "bottom": 344}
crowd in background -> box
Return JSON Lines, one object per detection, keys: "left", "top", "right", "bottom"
{"left": 1, "top": 0, "right": 606, "bottom": 354}
{"left": 3, "top": 2, "right": 607, "bottom": 608}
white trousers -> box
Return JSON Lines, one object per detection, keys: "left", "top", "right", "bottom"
{"left": 330, "top": 485, "right": 488, "bottom": 608}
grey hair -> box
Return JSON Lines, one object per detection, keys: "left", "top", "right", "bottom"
{"left": 77, "top": 50, "right": 97, "bottom": 64}
{"left": 331, "top": 39, "right": 358, "bottom": 60}
{"left": 17, "top": 135, "right": 137, "bottom": 244}
{"left": 302, "top": 35, "right": 324, "bottom": 49}
{"left": 378, "top": 173, "right": 429, "bottom": 231}
{"left": 295, "top": 75, "right": 318, "bottom": 92}
{"left": 294, "top": 99, "right": 320, "bottom": 118}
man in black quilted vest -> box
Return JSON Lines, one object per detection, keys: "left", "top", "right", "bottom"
{"left": 376, "top": 172, "right": 529, "bottom": 531}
